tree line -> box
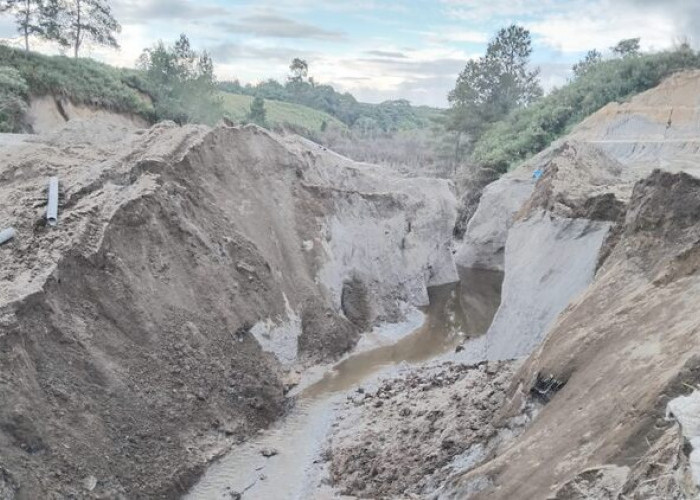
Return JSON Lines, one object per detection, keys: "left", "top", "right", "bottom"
{"left": 0, "top": 0, "right": 119, "bottom": 57}
{"left": 221, "top": 57, "right": 436, "bottom": 134}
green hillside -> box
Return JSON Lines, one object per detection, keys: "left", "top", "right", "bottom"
{"left": 220, "top": 93, "right": 345, "bottom": 132}
{"left": 0, "top": 44, "right": 345, "bottom": 134}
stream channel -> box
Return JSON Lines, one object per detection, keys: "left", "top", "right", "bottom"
{"left": 186, "top": 267, "right": 503, "bottom": 499}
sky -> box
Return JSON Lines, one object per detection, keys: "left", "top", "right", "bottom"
{"left": 0, "top": 0, "right": 697, "bottom": 107}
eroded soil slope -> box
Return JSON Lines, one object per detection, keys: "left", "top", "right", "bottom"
{"left": 441, "top": 71, "right": 700, "bottom": 499}
{"left": 0, "top": 120, "right": 457, "bottom": 498}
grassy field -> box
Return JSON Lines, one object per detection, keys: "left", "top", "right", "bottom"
{"left": 220, "top": 93, "right": 346, "bottom": 132}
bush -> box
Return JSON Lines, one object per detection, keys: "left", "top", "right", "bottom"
{"left": 137, "top": 35, "right": 222, "bottom": 125}
{"left": 0, "top": 66, "right": 28, "bottom": 132}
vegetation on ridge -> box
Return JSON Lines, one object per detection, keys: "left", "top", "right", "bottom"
{"left": 0, "top": 44, "right": 153, "bottom": 131}
{"left": 219, "top": 59, "right": 440, "bottom": 134}
{"left": 471, "top": 44, "right": 700, "bottom": 172}
{"left": 446, "top": 27, "right": 700, "bottom": 174}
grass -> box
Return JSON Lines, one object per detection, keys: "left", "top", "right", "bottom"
{"left": 0, "top": 44, "right": 155, "bottom": 121}
{"left": 220, "top": 93, "right": 346, "bottom": 132}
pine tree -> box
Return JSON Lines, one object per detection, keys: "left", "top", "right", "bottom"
{"left": 0, "top": 0, "right": 43, "bottom": 51}
{"left": 62, "top": 0, "right": 120, "bottom": 57}
{"left": 447, "top": 24, "right": 542, "bottom": 149}
{"left": 39, "top": 0, "right": 69, "bottom": 49}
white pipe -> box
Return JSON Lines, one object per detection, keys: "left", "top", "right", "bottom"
{"left": 47, "top": 176, "right": 58, "bottom": 226}
{"left": 0, "top": 227, "right": 15, "bottom": 245}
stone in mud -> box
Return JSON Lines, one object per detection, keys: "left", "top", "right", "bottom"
{"left": 281, "top": 370, "right": 301, "bottom": 393}
{"left": 299, "top": 299, "right": 359, "bottom": 362}
{"left": 261, "top": 447, "right": 278, "bottom": 458}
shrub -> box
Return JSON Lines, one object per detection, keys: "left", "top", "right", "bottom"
{"left": 0, "top": 66, "right": 28, "bottom": 131}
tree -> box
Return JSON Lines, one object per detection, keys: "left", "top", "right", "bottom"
{"left": 62, "top": 0, "right": 120, "bottom": 57}
{"left": 611, "top": 38, "right": 640, "bottom": 58}
{"left": 1, "top": 0, "right": 43, "bottom": 51}
{"left": 447, "top": 24, "right": 542, "bottom": 150}
{"left": 289, "top": 58, "right": 308, "bottom": 83}
{"left": 39, "top": 0, "right": 70, "bottom": 49}
{"left": 247, "top": 96, "right": 266, "bottom": 126}
{"left": 572, "top": 49, "right": 602, "bottom": 77}
{"left": 137, "top": 34, "right": 220, "bottom": 124}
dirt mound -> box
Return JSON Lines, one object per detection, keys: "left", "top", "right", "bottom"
{"left": 0, "top": 119, "right": 458, "bottom": 497}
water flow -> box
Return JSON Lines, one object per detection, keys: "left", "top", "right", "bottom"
{"left": 185, "top": 267, "right": 503, "bottom": 499}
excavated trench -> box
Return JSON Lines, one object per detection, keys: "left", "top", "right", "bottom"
{"left": 185, "top": 267, "right": 503, "bottom": 499}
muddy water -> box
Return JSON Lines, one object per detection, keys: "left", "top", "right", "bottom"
{"left": 185, "top": 267, "right": 503, "bottom": 499}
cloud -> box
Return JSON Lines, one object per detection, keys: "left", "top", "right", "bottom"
{"left": 419, "top": 28, "right": 488, "bottom": 45}
{"left": 334, "top": 74, "right": 458, "bottom": 108}
{"left": 441, "top": 0, "right": 563, "bottom": 22}
{"left": 620, "top": 0, "right": 700, "bottom": 44}
{"left": 352, "top": 57, "right": 467, "bottom": 78}
{"left": 218, "top": 14, "right": 346, "bottom": 40}
{"left": 113, "top": 0, "right": 229, "bottom": 23}
{"left": 312, "top": 46, "right": 476, "bottom": 106}
{"left": 208, "top": 42, "right": 316, "bottom": 65}
{"left": 364, "top": 50, "right": 408, "bottom": 58}
{"left": 528, "top": 1, "right": 678, "bottom": 53}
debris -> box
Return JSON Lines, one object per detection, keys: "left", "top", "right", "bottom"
{"left": 83, "top": 475, "right": 97, "bottom": 491}
{"left": 46, "top": 176, "right": 59, "bottom": 226}
{"left": 0, "top": 227, "right": 15, "bottom": 246}
{"left": 260, "top": 447, "right": 278, "bottom": 458}
{"left": 236, "top": 261, "right": 255, "bottom": 274}
{"left": 530, "top": 373, "right": 566, "bottom": 403}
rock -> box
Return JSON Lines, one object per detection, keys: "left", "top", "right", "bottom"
{"left": 282, "top": 370, "right": 301, "bottom": 392}
{"left": 83, "top": 475, "right": 97, "bottom": 492}
{"left": 235, "top": 261, "right": 256, "bottom": 274}
{"left": 261, "top": 447, "right": 278, "bottom": 458}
